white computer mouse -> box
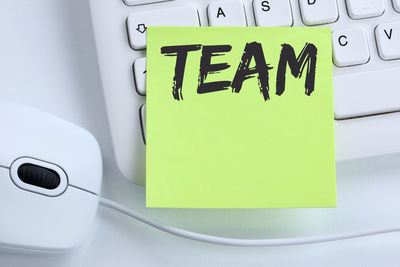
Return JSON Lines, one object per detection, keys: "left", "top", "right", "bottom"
{"left": 0, "top": 101, "right": 102, "bottom": 253}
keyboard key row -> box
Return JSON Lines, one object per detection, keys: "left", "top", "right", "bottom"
{"left": 140, "top": 66, "right": 400, "bottom": 131}
{"left": 138, "top": 68, "right": 400, "bottom": 138}
{"left": 127, "top": 0, "right": 400, "bottom": 50}
{"left": 134, "top": 24, "right": 400, "bottom": 94}
{"left": 134, "top": 25, "right": 400, "bottom": 96}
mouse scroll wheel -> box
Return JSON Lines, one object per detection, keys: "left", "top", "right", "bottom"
{"left": 17, "top": 163, "right": 61, "bottom": 190}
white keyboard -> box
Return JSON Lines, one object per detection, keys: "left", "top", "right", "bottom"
{"left": 89, "top": 0, "right": 400, "bottom": 185}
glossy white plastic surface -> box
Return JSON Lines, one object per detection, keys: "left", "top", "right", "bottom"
{"left": 0, "top": 101, "right": 102, "bottom": 252}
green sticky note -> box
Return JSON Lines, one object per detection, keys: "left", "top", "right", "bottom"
{"left": 146, "top": 27, "right": 336, "bottom": 208}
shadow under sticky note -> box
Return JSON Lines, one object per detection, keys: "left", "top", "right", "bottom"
{"left": 146, "top": 27, "right": 336, "bottom": 208}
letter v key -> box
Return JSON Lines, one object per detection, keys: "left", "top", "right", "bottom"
{"left": 376, "top": 22, "right": 400, "bottom": 60}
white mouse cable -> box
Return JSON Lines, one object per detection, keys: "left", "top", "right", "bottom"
{"left": 99, "top": 198, "right": 400, "bottom": 247}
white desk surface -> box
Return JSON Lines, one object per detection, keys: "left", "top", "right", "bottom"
{"left": 1, "top": 1, "right": 400, "bottom": 266}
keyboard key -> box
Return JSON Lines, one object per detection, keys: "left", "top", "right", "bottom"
{"left": 253, "top": 0, "right": 293, "bottom": 27}
{"left": 133, "top": 57, "right": 146, "bottom": 95}
{"left": 123, "top": 0, "right": 173, "bottom": 6}
{"left": 336, "top": 113, "right": 400, "bottom": 161}
{"left": 332, "top": 28, "right": 369, "bottom": 67}
{"left": 208, "top": 0, "right": 247, "bottom": 26}
{"left": 139, "top": 104, "right": 146, "bottom": 144}
{"left": 375, "top": 22, "right": 400, "bottom": 60}
{"left": 394, "top": 0, "right": 400, "bottom": 12}
{"left": 334, "top": 67, "right": 400, "bottom": 119}
{"left": 127, "top": 6, "right": 199, "bottom": 50}
{"left": 345, "top": 0, "right": 384, "bottom": 19}
{"left": 298, "top": 0, "right": 339, "bottom": 25}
